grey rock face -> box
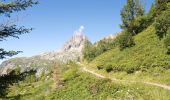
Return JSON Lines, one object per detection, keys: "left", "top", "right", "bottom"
{"left": 40, "top": 32, "right": 87, "bottom": 62}
{"left": 62, "top": 32, "right": 86, "bottom": 52}
{"left": 0, "top": 56, "right": 53, "bottom": 75}
{"left": 0, "top": 28, "right": 88, "bottom": 75}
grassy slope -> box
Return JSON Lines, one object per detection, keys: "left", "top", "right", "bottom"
{"left": 89, "top": 25, "right": 170, "bottom": 85}
{"left": 3, "top": 26, "right": 170, "bottom": 100}
{"left": 3, "top": 63, "right": 170, "bottom": 100}
{"left": 5, "top": 72, "right": 170, "bottom": 100}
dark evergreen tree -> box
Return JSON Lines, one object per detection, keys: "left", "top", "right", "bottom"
{"left": 154, "top": 10, "right": 170, "bottom": 38}
{"left": 120, "top": 0, "right": 144, "bottom": 35}
{"left": 0, "top": 0, "right": 38, "bottom": 59}
{"left": 119, "top": 0, "right": 143, "bottom": 50}
{"left": 155, "top": 0, "right": 170, "bottom": 16}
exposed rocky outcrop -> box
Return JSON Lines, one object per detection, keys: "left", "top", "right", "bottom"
{"left": 0, "top": 26, "right": 88, "bottom": 76}
{"left": 40, "top": 30, "right": 87, "bottom": 63}
{"left": 0, "top": 56, "right": 53, "bottom": 76}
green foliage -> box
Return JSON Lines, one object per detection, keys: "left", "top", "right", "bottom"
{"left": 46, "top": 73, "right": 170, "bottom": 100}
{"left": 91, "top": 26, "right": 170, "bottom": 73}
{"left": 90, "top": 1, "right": 170, "bottom": 73}
{"left": 146, "top": 4, "right": 156, "bottom": 21}
{"left": 164, "top": 29, "right": 170, "bottom": 54}
{"left": 118, "top": 0, "right": 147, "bottom": 50}
{"left": 155, "top": 0, "right": 170, "bottom": 16}
{"left": 126, "top": 66, "right": 136, "bottom": 74}
{"left": 24, "top": 72, "right": 37, "bottom": 83}
{"left": 95, "top": 39, "right": 117, "bottom": 55}
{"left": 63, "top": 62, "right": 80, "bottom": 81}
{"left": 0, "top": 48, "right": 22, "bottom": 59}
{"left": 83, "top": 40, "right": 96, "bottom": 62}
{"left": 3, "top": 63, "right": 170, "bottom": 100}
{"left": 154, "top": 10, "right": 170, "bottom": 38}
{"left": 0, "top": 0, "right": 38, "bottom": 17}
{"left": 0, "top": 69, "right": 36, "bottom": 98}
{"left": 83, "top": 38, "right": 116, "bottom": 62}
{"left": 117, "top": 32, "right": 135, "bottom": 50}
{"left": 141, "top": 3, "right": 160, "bottom": 30}
{"left": 105, "top": 64, "right": 113, "bottom": 73}
{"left": 63, "top": 67, "right": 79, "bottom": 81}
{"left": 120, "top": 0, "right": 144, "bottom": 35}
{"left": 154, "top": 2, "right": 170, "bottom": 53}
{"left": 2, "top": 0, "right": 170, "bottom": 99}
{"left": 51, "top": 62, "right": 64, "bottom": 89}
{"left": 97, "top": 65, "right": 104, "bottom": 70}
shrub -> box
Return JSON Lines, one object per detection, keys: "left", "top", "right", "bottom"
{"left": 105, "top": 64, "right": 113, "bottom": 73}
{"left": 83, "top": 40, "right": 96, "bottom": 62}
{"left": 24, "top": 72, "right": 36, "bottom": 83}
{"left": 155, "top": 0, "right": 170, "bottom": 16}
{"left": 117, "top": 32, "right": 135, "bottom": 50}
{"left": 83, "top": 38, "right": 116, "bottom": 62}
{"left": 140, "top": 66, "right": 148, "bottom": 72}
{"left": 164, "top": 29, "right": 170, "bottom": 54}
{"left": 126, "top": 67, "right": 135, "bottom": 74}
{"left": 63, "top": 68, "right": 79, "bottom": 81}
{"left": 97, "top": 65, "right": 104, "bottom": 70}
{"left": 154, "top": 10, "right": 170, "bottom": 38}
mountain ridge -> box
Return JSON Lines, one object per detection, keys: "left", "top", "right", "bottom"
{"left": 0, "top": 27, "right": 88, "bottom": 75}
{"left": 0, "top": 25, "right": 118, "bottom": 76}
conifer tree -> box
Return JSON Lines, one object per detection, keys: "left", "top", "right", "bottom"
{"left": 0, "top": 0, "right": 38, "bottom": 59}
{"left": 120, "top": 0, "right": 144, "bottom": 35}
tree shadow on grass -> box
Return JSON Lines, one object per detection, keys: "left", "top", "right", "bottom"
{"left": 0, "top": 69, "right": 36, "bottom": 99}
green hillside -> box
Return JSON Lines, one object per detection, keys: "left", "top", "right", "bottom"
{"left": 84, "top": 1, "right": 170, "bottom": 86}
{"left": 87, "top": 25, "right": 170, "bottom": 85}
{"left": 0, "top": 0, "right": 170, "bottom": 100}
{"left": 82, "top": 1, "right": 170, "bottom": 86}
{"left": 90, "top": 25, "right": 170, "bottom": 72}
{"left": 4, "top": 63, "right": 170, "bottom": 100}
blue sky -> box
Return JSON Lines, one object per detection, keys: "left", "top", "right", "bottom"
{"left": 0, "top": 0, "right": 154, "bottom": 60}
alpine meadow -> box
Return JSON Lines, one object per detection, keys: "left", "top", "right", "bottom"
{"left": 0, "top": 0, "right": 170, "bottom": 100}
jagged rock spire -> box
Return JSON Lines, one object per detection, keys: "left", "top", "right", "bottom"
{"left": 62, "top": 26, "right": 87, "bottom": 52}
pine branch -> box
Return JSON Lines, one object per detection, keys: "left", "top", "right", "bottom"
{"left": 0, "top": 0, "right": 38, "bottom": 17}
{"left": 0, "top": 24, "right": 32, "bottom": 41}
{"left": 0, "top": 48, "right": 22, "bottom": 59}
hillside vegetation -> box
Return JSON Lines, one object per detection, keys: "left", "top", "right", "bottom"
{"left": 3, "top": 63, "right": 170, "bottom": 100}
{"left": 83, "top": 1, "right": 170, "bottom": 73}
{"left": 90, "top": 25, "right": 170, "bottom": 73}
{"left": 80, "top": 1, "right": 170, "bottom": 88}
{"left": 0, "top": 0, "right": 170, "bottom": 99}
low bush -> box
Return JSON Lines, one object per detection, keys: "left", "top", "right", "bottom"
{"left": 97, "top": 65, "right": 104, "bottom": 70}
{"left": 117, "top": 32, "right": 135, "bottom": 50}
{"left": 105, "top": 64, "right": 113, "bottom": 73}
{"left": 63, "top": 66, "right": 79, "bottom": 81}
{"left": 126, "top": 67, "right": 135, "bottom": 74}
{"left": 83, "top": 38, "right": 117, "bottom": 62}
{"left": 164, "top": 29, "right": 170, "bottom": 54}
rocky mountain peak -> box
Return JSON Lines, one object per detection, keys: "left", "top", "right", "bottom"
{"left": 62, "top": 28, "right": 87, "bottom": 52}
{"left": 40, "top": 26, "right": 88, "bottom": 62}
{"left": 0, "top": 26, "right": 89, "bottom": 75}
